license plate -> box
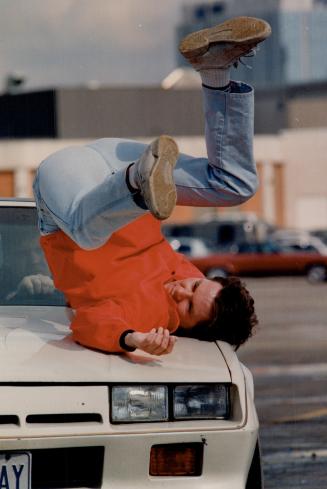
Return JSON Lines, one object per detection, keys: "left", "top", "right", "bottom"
{"left": 0, "top": 453, "right": 31, "bottom": 489}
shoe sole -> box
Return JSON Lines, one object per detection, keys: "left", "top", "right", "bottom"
{"left": 179, "top": 16, "right": 271, "bottom": 59}
{"left": 145, "top": 135, "right": 178, "bottom": 220}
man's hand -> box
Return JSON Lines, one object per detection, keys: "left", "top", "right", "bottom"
{"left": 6, "top": 274, "right": 55, "bottom": 301}
{"left": 125, "top": 327, "right": 177, "bottom": 355}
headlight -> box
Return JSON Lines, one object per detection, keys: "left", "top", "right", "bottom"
{"left": 111, "top": 385, "right": 168, "bottom": 423}
{"left": 110, "top": 384, "right": 229, "bottom": 423}
{"left": 173, "top": 384, "right": 229, "bottom": 420}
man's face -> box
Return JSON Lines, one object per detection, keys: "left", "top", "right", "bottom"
{"left": 164, "top": 278, "right": 222, "bottom": 329}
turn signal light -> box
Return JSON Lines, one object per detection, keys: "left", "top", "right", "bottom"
{"left": 149, "top": 443, "right": 203, "bottom": 476}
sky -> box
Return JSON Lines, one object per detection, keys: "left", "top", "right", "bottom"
{"left": 0, "top": 0, "right": 203, "bottom": 92}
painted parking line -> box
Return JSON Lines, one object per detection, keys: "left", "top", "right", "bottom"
{"left": 251, "top": 363, "right": 327, "bottom": 378}
{"left": 273, "top": 407, "right": 327, "bottom": 424}
{"left": 256, "top": 395, "right": 327, "bottom": 406}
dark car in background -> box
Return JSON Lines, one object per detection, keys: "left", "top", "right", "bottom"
{"left": 163, "top": 214, "right": 271, "bottom": 252}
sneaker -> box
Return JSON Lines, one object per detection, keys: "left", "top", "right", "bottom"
{"left": 134, "top": 135, "right": 178, "bottom": 220}
{"left": 179, "top": 16, "right": 271, "bottom": 70}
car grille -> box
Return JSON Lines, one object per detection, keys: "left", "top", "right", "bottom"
{"left": 30, "top": 446, "right": 104, "bottom": 488}
{"left": 0, "top": 386, "right": 109, "bottom": 437}
{"left": 26, "top": 413, "right": 103, "bottom": 424}
{"left": 0, "top": 415, "right": 19, "bottom": 425}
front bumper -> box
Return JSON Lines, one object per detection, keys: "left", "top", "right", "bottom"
{"left": 1, "top": 428, "right": 258, "bottom": 489}
{"left": 0, "top": 384, "right": 258, "bottom": 489}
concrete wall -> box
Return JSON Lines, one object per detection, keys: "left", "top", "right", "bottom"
{"left": 254, "top": 128, "right": 327, "bottom": 229}
{"left": 288, "top": 97, "right": 327, "bottom": 128}
{"left": 57, "top": 88, "right": 204, "bottom": 138}
{"left": 2, "top": 83, "right": 327, "bottom": 141}
{"left": 281, "top": 128, "right": 327, "bottom": 229}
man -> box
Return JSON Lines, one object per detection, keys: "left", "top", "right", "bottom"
{"left": 33, "top": 16, "right": 271, "bottom": 356}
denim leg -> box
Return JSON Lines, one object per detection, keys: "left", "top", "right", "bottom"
{"left": 174, "top": 82, "right": 257, "bottom": 206}
{"left": 33, "top": 144, "right": 148, "bottom": 250}
{"left": 33, "top": 82, "right": 256, "bottom": 250}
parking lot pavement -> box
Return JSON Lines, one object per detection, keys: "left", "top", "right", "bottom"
{"left": 237, "top": 277, "right": 327, "bottom": 489}
{"left": 260, "top": 422, "right": 327, "bottom": 489}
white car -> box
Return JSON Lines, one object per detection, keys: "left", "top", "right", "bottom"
{"left": 0, "top": 199, "right": 262, "bottom": 489}
{"left": 168, "top": 237, "right": 213, "bottom": 257}
{"left": 271, "top": 229, "right": 327, "bottom": 255}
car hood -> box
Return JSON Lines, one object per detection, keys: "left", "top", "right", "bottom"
{"left": 0, "top": 307, "right": 231, "bottom": 383}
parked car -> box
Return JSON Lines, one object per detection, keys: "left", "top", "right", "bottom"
{"left": 270, "top": 229, "right": 327, "bottom": 255}
{"left": 0, "top": 199, "right": 262, "bottom": 489}
{"left": 191, "top": 240, "right": 327, "bottom": 282}
{"left": 310, "top": 229, "right": 327, "bottom": 246}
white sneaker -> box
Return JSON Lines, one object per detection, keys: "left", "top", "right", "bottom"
{"left": 179, "top": 16, "right": 271, "bottom": 70}
{"left": 134, "top": 136, "right": 179, "bottom": 220}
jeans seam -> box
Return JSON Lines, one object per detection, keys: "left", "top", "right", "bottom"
{"left": 219, "top": 93, "right": 227, "bottom": 172}
{"left": 86, "top": 143, "right": 117, "bottom": 174}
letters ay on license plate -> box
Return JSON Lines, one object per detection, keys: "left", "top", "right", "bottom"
{"left": 0, "top": 453, "right": 31, "bottom": 489}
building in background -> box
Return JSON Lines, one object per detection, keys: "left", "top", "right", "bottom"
{"left": 177, "top": 0, "right": 327, "bottom": 88}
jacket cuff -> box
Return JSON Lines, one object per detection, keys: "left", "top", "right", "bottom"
{"left": 119, "top": 329, "right": 136, "bottom": 352}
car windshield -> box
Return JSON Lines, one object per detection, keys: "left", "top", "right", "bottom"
{"left": 0, "top": 205, "right": 65, "bottom": 306}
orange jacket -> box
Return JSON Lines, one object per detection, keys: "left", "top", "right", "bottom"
{"left": 41, "top": 214, "right": 203, "bottom": 352}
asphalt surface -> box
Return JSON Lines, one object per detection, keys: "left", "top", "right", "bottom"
{"left": 237, "top": 277, "right": 327, "bottom": 489}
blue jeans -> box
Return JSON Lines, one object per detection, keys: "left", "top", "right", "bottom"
{"left": 33, "top": 82, "right": 256, "bottom": 250}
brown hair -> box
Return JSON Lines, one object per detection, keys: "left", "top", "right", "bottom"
{"left": 179, "top": 276, "right": 258, "bottom": 350}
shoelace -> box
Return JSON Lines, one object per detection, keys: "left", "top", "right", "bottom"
{"left": 234, "top": 46, "right": 259, "bottom": 69}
